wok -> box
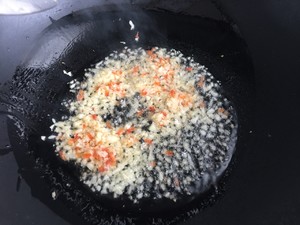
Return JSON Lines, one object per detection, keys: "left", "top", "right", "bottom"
{"left": 0, "top": 0, "right": 298, "bottom": 225}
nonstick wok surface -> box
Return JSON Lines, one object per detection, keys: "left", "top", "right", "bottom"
{"left": 0, "top": 1, "right": 299, "bottom": 225}
{"left": 1, "top": 6, "right": 253, "bottom": 225}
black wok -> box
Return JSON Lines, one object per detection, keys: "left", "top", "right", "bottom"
{"left": 0, "top": 0, "right": 299, "bottom": 225}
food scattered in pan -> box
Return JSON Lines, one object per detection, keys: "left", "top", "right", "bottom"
{"left": 50, "top": 47, "right": 237, "bottom": 203}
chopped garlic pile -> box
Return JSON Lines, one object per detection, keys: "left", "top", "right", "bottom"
{"left": 52, "top": 47, "right": 236, "bottom": 202}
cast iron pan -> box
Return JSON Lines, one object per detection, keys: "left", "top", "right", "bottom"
{"left": 3, "top": 5, "right": 254, "bottom": 225}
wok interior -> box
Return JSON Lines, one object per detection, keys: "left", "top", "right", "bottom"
{"left": 7, "top": 7, "right": 255, "bottom": 224}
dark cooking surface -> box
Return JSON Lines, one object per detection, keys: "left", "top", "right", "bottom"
{"left": 0, "top": 0, "right": 299, "bottom": 225}
{"left": 2, "top": 5, "right": 253, "bottom": 224}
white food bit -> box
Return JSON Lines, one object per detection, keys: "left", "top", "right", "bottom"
{"left": 48, "top": 135, "right": 56, "bottom": 140}
{"left": 49, "top": 124, "right": 55, "bottom": 131}
{"left": 120, "top": 41, "right": 126, "bottom": 45}
{"left": 51, "top": 191, "right": 57, "bottom": 200}
{"left": 63, "top": 70, "right": 73, "bottom": 77}
{"left": 41, "top": 136, "right": 46, "bottom": 141}
{"left": 129, "top": 20, "right": 135, "bottom": 30}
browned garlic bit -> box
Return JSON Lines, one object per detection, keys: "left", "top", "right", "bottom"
{"left": 51, "top": 47, "right": 236, "bottom": 202}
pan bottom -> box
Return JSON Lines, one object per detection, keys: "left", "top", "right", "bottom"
{"left": 5, "top": 7, "right": 254, "bottom": 225}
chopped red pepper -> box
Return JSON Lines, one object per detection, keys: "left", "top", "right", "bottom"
{"left": 140, "top": 89, "right": 148, "bottom": 96}
{"left": 93, "top": 151, "right": 101, "bottom": 161}
{"left": 154, "top": 81, "right": 161, "bottom": 86}
{"left": 150, "top": 161, "right": 156, "bottom": 167}
{"left": 126, "top": 126, "right": 135, "bottom": 134}
{"left": 140, "top": 72, "right": 149, "bottom": 77}
{"left": 77, "top": 90, "right": 84, "bottom": 101}
{"left": 169, "top": 89, "right": 176, "bottom": 97}
{"left": 94, "top": 85, "right": 101, "bottom": 91}
{"left": 132, "top": 66, "right": 139, "bottom": 73}
{"left": 185, "top": 67, "right": 193, "bottom": 72}
{"left": 181, "top": 101, "right": 190, "bottom": 107}
{"left": 218, "top": 108, "right": 225, "bottom": 114}
{"left": 87, "top": 132, "right": 94, "bottom": 140}
{"left": 82, "top": 153, "right": 92, "bottom": 159}
{"left": 106, "top": 151, "right": 116, "bottom": 166}
{"left": 144, "top": 138, "right": 153, "bottom": 145}
{"left": 91, "top": 114, "right": 98, "bottom": 120}
{"left": 165, "top": 150, "right": 174, "bottom": 156}
{"left": 106, "top": 121, "right": 112, "bottom": 129}
{"left": 67, "top": 138, "right": 74, "bottom": 145}
{"left": 74, "top": 133, "right": 80, "bottom": 141}
{"left": 116, "top": 128, "right": 125, "bottom": 136}
{"left": 59, "top": 151, "right": 66, "bottom": 160}
{"left": 136, "top": 110, "right": 144, "bottom": 117}
{"left": 112, "top": 70, "right": 123, "bottom": 76}
{"left": 148, "top": 106, "right": 156, "bottom": 112}
{"left": 98, "top": 165, "right": 106, "bottom": 173}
